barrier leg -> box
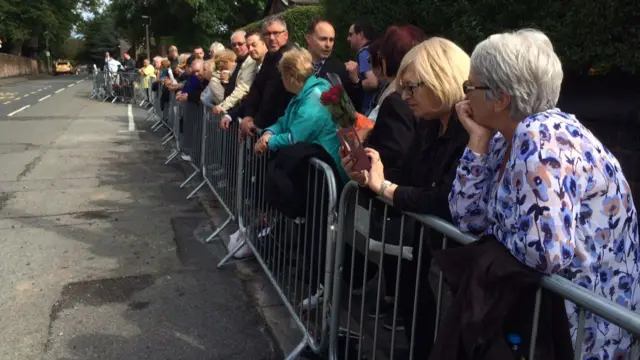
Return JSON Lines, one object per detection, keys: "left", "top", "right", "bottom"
{"left": 285, "top": 339, "right": 308, "bottom": 360}
{"left": 204, "top": 215, "right": 232, "bottom": 244}
{"left": 161, "top": 134, "right": 175, "bottom": 146}
{"left": 186, "top": 179, "right": 206, "bottom": 200}
{"left": 217, "top": 238, "right": 249, "bottom": 268}
{"left": 180, "top": 169, "right": 199, "bottom": 188}
{"left": 165, "top": 150, "right": 178, "bottom": 164}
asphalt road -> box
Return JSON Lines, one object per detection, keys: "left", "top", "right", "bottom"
{"left": 0, "top": 78, "right": 277, "bottom": 360}
{"left": 0, "top": 75, "right": 88, "bottom": 117}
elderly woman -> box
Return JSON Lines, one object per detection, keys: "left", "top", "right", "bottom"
{"left": 254, "top": 47, "right": 344, "bottom": 179}
{"left": 342, "top": 37, "right": 471, "bottom": 358}
{"left": 450, "top": 29, "right": 639, "bottom": 358}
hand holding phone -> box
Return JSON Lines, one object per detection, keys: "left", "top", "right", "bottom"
{"left": 338, "top": 127, "right": 371, "bottom": 172}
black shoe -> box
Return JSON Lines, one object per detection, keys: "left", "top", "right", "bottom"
{"left": 367, "top": 299, "right": 394, "bottom": 319}
{"left": 382, "top": 315, "right": 405, "bottom": 331}
{"left": 350, "top": 267, "right": 378, "bottom": 295}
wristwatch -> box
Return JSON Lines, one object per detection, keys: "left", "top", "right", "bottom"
{"left": 378, "top": 180, "right": 392, "bottom": 197}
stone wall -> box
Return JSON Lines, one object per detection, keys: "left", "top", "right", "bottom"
{"left": 0, "top": 53, "right": 42, "bottom": 78}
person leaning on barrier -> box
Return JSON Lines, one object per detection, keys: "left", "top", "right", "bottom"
{"left": 220, "top": 31, "right": 269, "bottom": 131}
{"left": 254, "top": 47, "right": 346, "bottom": 182}
{"left": 175, "top": 58, "right": 206, "bottom": 103}
{"left": 239, "top": 14, "right": 295, "bottom": 139}
{"left": 212, "top": 31, "right": 258, "bottom": 117}
{"left": 339, "top": 24, "right": 427, "bottom": 332}
{"left": 449, "top": 28, "right": 640, "bottom": 358}
{"left": 341, "top": 37, "right": 471, "bottom": 359}
{"left": 201, "top": 50, "right": 237, "bottom": 107}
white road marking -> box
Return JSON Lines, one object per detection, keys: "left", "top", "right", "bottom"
{"left": 3, "top": 101, "right": 10, "bottom": 105}
{"left": 23, "top": 94, "right": 29, "bottom": 97}
{"left": 75, "top": 80, "right": 83, "bottom": 84}
{"left": 55, "top": 88, "right": 65, "bottom": 93}
{"left": 38, "top": 95, "right": 51, "bottom": 102}
{"left": 128, "top": 104, "right": 135, "bottom": 131}
{"left": 36, "top": 88, "right": 43, "bottom": 92}
{"left": 30, "top": 92, "right": 37, "bottom": 95}
{"left": 8, "top": 105, "right": 30, "bottom": 117}
{"left": 67, "top": 84, "right": 75, "bottom": 88}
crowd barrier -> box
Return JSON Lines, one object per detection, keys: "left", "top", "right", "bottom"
{"left": 116, "top": 84, "right": 640, "bottom": 360}
{"left": 90, "top": 70, "right": 152, "bottom": 105}
{"left": 328, "top": 182, "right": 640, "bottom": 360}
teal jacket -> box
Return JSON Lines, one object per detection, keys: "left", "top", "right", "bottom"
{"left": 265, "top": 75, "right": 347, "bottom": 181}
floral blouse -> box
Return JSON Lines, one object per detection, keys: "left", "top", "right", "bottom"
{"left": 449, "top": 108, "right": 639, "bottom": 359}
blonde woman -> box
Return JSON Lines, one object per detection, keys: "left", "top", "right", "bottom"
{"left": 341, "top": 37, "right": 471, "bottom": 358}
{"left": 202, "top": 50, "right": 237, "bottom": 106}
{"left": 255, "top": 47, "right": 345, "bottom": 180}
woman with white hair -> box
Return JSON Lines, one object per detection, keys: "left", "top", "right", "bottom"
{"left": 450, "top": 29, "right": 639, "bottom": 358}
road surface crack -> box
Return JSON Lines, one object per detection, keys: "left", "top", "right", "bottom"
{"left": 16, "top": 153, "right": 42, "bottom": 181}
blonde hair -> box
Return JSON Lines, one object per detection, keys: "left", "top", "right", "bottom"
{"left": 177, "top": 53, "right": 191, "bottom": 67}
{"left": 161, "top": 59, "right": 171, "bottom": 69}
{"left": 278, "top": 47, "right": 313, "bottom": 84}
{"left": 214, "top": 49, "right": 237, "bottom": 70}
{"left": 397, "top": 37, "right": 470, "bottom": 111}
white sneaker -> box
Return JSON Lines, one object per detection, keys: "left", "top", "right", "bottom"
{"left": 368, "top": 238, "right": 413, "bottom": 261}
{"left": 180, "top": 154, "right": 192, "bottom": 161}
{"left": 301, "top": 285, "right": 324, "bottom": 311}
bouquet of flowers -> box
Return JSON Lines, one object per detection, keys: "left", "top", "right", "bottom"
{"left": 320, "top": 75, "right": 373, "bottom": 133}
{"left": 320, "top": 84, "right": 357, "bottom": 127}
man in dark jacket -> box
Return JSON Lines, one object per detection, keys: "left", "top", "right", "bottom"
{"left": 239, "top": 14, "right": 295, "bottom": 138}
{"left": 305, "top": 19, "right": 362, "bottom": 109}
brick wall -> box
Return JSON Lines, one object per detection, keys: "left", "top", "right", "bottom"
{"left": 559, "top": 77, "right": 640, "bottom": 201}
{"left": 0, "top": 53, "right": 41, "bottom": 78}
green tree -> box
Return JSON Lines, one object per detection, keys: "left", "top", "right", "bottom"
{"left": 80, "top": 13, "right": 119, "bottom": 66}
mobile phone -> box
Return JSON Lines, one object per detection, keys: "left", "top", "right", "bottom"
{"left": 339, "top": 127, "right": 371, "bottom": 172}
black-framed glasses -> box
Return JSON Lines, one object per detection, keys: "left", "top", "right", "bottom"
{"left": 399, "top": 81, "right": 425, "bottom": 97}
{"left": 231, "top": 42, "right": 246, "bottom": 47}
{"left": 463, "top": 80, "right": 491, "bottom": 94}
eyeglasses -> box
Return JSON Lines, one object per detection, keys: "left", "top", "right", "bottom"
{"left": 463, "top": 80, "right": 491, "bottom": 94}
{"left": 231, "top": 42, "right": 246, "bottom": 47}
{"left": 263, "top": 30, "right": 286, "bottom": 38}
{"left": 399, "top": 81, "right": 425, "bottom": 97}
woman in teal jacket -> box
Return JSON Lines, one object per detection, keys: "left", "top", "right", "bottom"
{"left": 254, "top": 47, "right": 347, "bottom": 182}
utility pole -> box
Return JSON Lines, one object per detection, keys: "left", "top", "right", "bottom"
{"left": 44, "top": 31, "right": 51, "bottom": 74}
{"left": 141, "top": 15, "right": 151, "bottom": 59}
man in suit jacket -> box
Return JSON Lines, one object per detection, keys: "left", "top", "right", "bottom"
{"left": 305, "top": 19, "right": 363, "bottom": 110}
{"left": 213, "top": 30, "right": 258, "bottom": 116}
{"left": 239, "top": 15, "right": 295, "bottom": 138}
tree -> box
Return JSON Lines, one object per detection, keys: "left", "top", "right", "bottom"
{"left": 80, "top": 13, "right": 119, "bottom": 66}
{"left": 0, "top": 0, "right": 98, "bottom": 56}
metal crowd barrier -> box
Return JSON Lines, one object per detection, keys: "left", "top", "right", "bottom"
{"left": 328, "top": 181, "right": 640, "bottom": 360}
{"left": 89, "top": 70, "right": 146, "bottom": 104}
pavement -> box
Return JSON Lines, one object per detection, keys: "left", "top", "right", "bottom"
{"left": 0, "top": 76, "right": 280, "bottom": 360}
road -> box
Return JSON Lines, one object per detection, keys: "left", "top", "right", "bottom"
{"left": 0, "top": 75, "right": 86, "bottom": 117}
{"left": 0, "top": 76, "right": 277, "bottom": 360}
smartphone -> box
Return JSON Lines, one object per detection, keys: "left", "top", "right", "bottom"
{"left": 339, "top": 127, "right": 371, "bottom": 172}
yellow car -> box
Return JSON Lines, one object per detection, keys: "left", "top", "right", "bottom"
{"left": 54, "top": 60, "right": 73, "bottom": 75}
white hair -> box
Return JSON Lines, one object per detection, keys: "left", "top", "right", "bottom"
{"left": 470, "top": 29, "right": 563, "bottom": 121}
{"left": 231, "top": 30, "right": 246, "bottom": 41}
{"left": 209, "top": 42, "right": 225, "bottom": 54}
{"left": 515, "top": 28, "right": 554, "bottom": 50}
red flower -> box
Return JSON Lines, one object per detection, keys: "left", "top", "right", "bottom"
{"left": 321, "top": 87, "right": 341, "bottom": 105}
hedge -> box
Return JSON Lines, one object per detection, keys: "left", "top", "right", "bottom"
{"left": 321, "top": 0, "right": 640, "bottom": 75}
{"left": 240, "top": 5, "right": 325, "bottom": 48}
